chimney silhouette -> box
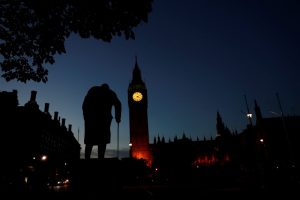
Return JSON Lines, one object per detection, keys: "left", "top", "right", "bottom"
{"left": 25, "top": 90, "right": 39, "bottom": 110}
{"left": 62, "top": 118, "right": 66, "bottom": 127}
{"left": 68, "top": 124, "right": 72, "bottom": 132}
{"left": 30, "top": 90, "right": 37, "bottom": 102}
{"left": 54, "top": 111, "right": 59, "bottom": 121}
{"left": 44, "top": 103, "right": 49, "bottom": 113}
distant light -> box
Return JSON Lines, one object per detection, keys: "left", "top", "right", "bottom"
{"left": 259, "top": 138, "right": 264, "bottom": 143}
{"left": 129, "top": 143, "right": 132, "bottom": 147}
{"left": 33, "top": 157, "right": 36, "bottom": 160}
{"left": 63, "top": 179, "right": 70, "bottom": 184}
{"left": 41, "top": 155, "right": 47, "bottom": 161}
{"left": 247, "top": 113, "right": 252, "bottom": 118}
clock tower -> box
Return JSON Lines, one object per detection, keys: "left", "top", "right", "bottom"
{"left": 128, "top": 58, "right": 152, "bottom": 165}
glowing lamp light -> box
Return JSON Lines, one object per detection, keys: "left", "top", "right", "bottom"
{"left": 41, "top": 155, "right": 47, "bottom": 161}
{"left": 129, "top": 143, "right": 132, "bottom": 147}
{"left": 247, "top": 113, "right": 252, "bottom": 118}
{"left": 63, "top": 179, "right": 70, "bottom": 184}
{"left": 259, "top": 138, "right": 264, "bottom": 143}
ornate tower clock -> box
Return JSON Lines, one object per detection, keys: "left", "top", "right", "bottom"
{"left": 128, "top": 59, "right": 152, "bottom": 165}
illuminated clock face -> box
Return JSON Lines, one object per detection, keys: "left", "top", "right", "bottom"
{"left": 132, "top": 92, "right": 143, "bottom": 102}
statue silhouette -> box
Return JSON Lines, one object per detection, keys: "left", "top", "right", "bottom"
{"left": 82, "top": 83, "right": 121, "bottom": 159}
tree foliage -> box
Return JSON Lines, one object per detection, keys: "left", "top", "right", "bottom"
{"left": 0, "top": 0, "right": 153, "bottom": 82}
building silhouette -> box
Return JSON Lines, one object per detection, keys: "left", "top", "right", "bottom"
{"left": 125, "top": 60, "right": 300, "bottom": 189}
{"left": 128, "top": 58, "right": 152, "bottom": 166}
{"left": 127, "top": 82, "right": 299, "bottom": 188}
{"left": 0, "top": 89, "right": 81, "bottom": 191}
{"left": 126, "top": 61, "right": 239, "bottom": 185}
{"left": 1, "top": 66, "right": 299, "bottom": 192}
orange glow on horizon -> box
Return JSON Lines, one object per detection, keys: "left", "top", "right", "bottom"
{"left": 132, "top": 150, "right": 152, "bottom": 167}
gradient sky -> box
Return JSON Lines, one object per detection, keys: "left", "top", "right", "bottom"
{"left": 1, "top": 0, "right": 300, "bottom": 158}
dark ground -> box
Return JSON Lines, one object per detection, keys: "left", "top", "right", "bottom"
{"left": 1, "top": 158, "right": 300, "bottom": 199}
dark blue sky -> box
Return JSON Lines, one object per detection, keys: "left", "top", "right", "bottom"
{"left": 1, "top": 0, "right": 300, "bottom": 158}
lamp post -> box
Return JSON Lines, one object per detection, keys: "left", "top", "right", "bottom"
{"left": 129, "top": 143, "right": 132, "bottom": 158}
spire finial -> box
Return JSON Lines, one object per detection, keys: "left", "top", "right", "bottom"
{"left": 135, "top": 55, "right": 139, "bottom": 69}
{"left": 131, "top": 55, "right": 143, "bottom": 83}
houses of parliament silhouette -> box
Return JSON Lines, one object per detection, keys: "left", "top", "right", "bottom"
{"left": 128, "top": 59, "right": 300, "bottom": 189}
{"left": 129, "top": 60, "right": 300, "bottom": 179}
{"left": 1, "top": 59, "right": 300, "bottom": 192}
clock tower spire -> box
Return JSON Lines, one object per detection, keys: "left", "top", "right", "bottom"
{"left": 132, "top": 56, "right": 143, "bottom": 83}
{"left": 128, "top": 58, "right": 152, "bottom": 166}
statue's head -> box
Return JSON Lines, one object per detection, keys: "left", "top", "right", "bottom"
{"left": 101, "top": 83, "right": 109, "bottom": 90}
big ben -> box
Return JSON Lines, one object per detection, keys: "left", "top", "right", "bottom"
{"left": 128, "top": 58, "right": 152, "bottom": 165}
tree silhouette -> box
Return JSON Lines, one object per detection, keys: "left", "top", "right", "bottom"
{"left": 0, "top": 0, "right": 153, "bottom": 82}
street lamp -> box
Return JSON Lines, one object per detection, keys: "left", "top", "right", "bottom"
{"left": 41, "top": 155, "right": 47, "bottom": 161}
{"left": 129, "top": 143, "right": 132, "bottom": 158}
